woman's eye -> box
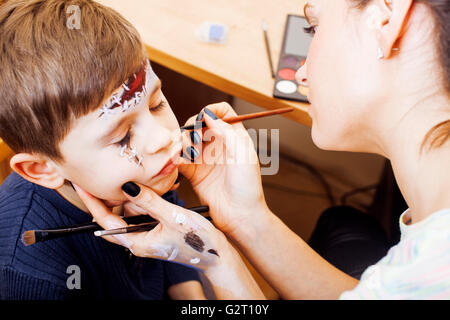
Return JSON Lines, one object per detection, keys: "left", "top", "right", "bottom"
{"left": 303, "top": 25, "right": 317, "bottom": 36}
{"left": 116, "top": 130, "right": 131, "bottom": 147}
{"left": 150, "top": 100, "right": 168, "bottom": 112}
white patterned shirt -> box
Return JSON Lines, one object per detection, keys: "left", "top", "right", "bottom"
{"left": 340, "top": 208, "right": 450, "bottom": 300}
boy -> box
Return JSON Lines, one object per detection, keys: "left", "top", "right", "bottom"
{"left": 0, "top": 0, "right": 206, "bottom": 299}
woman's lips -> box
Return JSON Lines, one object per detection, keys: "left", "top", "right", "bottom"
{"left": 153, "top": 152, "right": 181, "bottom": 179}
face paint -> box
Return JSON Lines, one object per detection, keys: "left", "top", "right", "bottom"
{"left": 99, "top": 59, "right": 156, "bottom": 167}
{"left": 148, "top": 243, "right": 172, "bottom": 259}
{"left": 190, "top": 257, "right": 200, "bottom": 264}
{"left": 184, "top": 231, "right": 205, "bottom": 253}
{"left": 175, "top": 212, "right": 187, "bottom": 225}
{"left": 119, "top": 143, "right": 144, "bottom": 167}
{"left": 99, "top": 59, "right": 153, "bottom": 119}
{"left": 167, "top": 246, "right": 179, "bottom": 261}
{"left": 207, "top": 249, "right": 219, "bottom": 257}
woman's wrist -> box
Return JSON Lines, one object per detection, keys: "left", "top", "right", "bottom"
{"left": 227, "top": 203, "right": 274, "bottom": 245}
{"left": 204, "top": 230, "right": 265, "bottom": 299}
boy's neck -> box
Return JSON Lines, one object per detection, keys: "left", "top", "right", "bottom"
{"left": 56, "top": 181, "right": 91, "bottom": 214}
{"left": 56, "top": 181, "right": 124, "bottom": 217}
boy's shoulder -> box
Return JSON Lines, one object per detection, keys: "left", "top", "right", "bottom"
{"left": 0, "top": 172, "right": 89, "bottom": 280}
{"left": 0, "top": 172, "right": 38, "bottom": 266}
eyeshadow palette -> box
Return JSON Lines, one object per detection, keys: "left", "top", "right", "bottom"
{"left": 273, "top": 15, "right": 312, "bottom": 102}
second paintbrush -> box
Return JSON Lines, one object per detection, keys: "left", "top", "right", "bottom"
{"left": 179, "top": 107, "right": 294, "bottom": 130}
{"left": 95, "top": 216, "right": 213, "bottom": 237}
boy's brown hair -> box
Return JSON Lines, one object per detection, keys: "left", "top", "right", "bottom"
{"left": 0, "top": 0, "right": 145, "bottom": 161}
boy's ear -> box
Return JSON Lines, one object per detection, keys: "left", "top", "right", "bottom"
{"left": 10, "top": 153, "right": 65, "bottom": 189}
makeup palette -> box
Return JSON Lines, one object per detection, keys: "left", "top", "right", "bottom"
{"left": 273, "top": 15, "right": 312, "bottom": 102}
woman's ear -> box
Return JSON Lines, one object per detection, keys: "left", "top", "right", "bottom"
{"left": 10, "top": 153, "right": 65, "bottom": 189}
{"left": 377, "top": 0, "right": 413, "bottom": 59}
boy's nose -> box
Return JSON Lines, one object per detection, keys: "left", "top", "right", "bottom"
{"left": 142, "top": 121, "right": 174, "bottom": 155}
{"left": 295, "top": 59, "right": 308, "bottom": 87}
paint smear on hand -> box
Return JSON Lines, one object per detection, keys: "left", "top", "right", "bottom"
{"left": 184, "top": 231, "right": 205, "bottom": 252}
{"left": 148, "top": 244, "right": 170, "bottom": 258}
{"left": 190, "top": 257, "right": 200, "bottom": 264}
{"left": 168, "top": 246, "right": 179, "bottom": 261}
{"left": 175, "top": 213, "right": 187, "bottom": 225}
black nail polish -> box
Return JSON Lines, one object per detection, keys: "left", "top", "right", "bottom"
{"left": 121, "top": 182, "right": 140, "bottom": 197}
{"left": 185, "top": 146, "right": 199, "bottom": 161}
{"left": 69, "top": 181, "right": 75, "bottom": 191}
{"left": 190, "top": 131, "right": 201, "bottom": 145}
{"left": 204, "top": 108, "right": 218, "bottom": 120}
{"left": 196, "top": 111, "right": 204, "bottom": 121}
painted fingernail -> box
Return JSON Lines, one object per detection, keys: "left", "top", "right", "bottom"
{"left": 121, "top": 182, "right": 140, "bottom": 197}
{"left": 204, "top": 108, "right": 218, "bottom": 120}
{"left": 190, "top": 131, "right": 201, "bottom": 145}
{"left": 196, "top": 111, "right": 204, "bottom": 121}
{"left": 185, "top": 146, "right": 199, "bottom": 161}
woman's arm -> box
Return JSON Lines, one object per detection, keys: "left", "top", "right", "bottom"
{"left": 181, "top": 103, "right": 359, "bottom": 299}
{"left": 168, "top": 281, "right": 207, "bottom": 300}
{"left": 230, "top": 206, "right": 359, "bottom": 299}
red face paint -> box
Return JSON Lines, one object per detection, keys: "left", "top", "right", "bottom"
{"left": 99, "top": 59, "right": 150, "bottom": 118}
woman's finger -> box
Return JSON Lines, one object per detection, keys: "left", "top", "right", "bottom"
{"left": 121, "top": 181, "right": 211, "bottom": 229}
{"left": 121, "top": 181, "right": 184, "bottom": 220}
{"left": 73, "top": 184, "right": 135, "bottom": 249}
{"left": 203, "top": 102, "right": 238, "bottom": 119}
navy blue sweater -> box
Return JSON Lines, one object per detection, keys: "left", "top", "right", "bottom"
{"left": 0, "top": 172, "right": 201, "bottom": 300}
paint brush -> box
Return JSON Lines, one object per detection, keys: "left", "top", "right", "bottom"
{"left": 262, "top": 20, "right": 276, "bottom": 79}
{"left": 180, "top": 106, "right": 294, "bottom": 130}
{"left": 21, "top": 205, "right": 209, "bottom": 246}
{"left": 94, "top": 216, "right": 213, "bottom": 237}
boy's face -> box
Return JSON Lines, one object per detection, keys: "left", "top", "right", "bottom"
{"left": 56, "top": 59, "right": 182, "bottom": 201}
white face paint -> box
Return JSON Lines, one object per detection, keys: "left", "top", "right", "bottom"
{"left": 190, "top": 257, "right": 200, "bottom": 264}
{"left": 98, "top": 59, "right": 156, "bottom": 167}
{"left": 148, "top": 243, "right": 173, "bottom": 259}
{"left": 99, "top": 60, "right": 153, "bottom": 119}
{"left": 175, "top": 213, "right": 187, "bottom": 225}
{"left": 167, "top": 246, "right": 179, "bottom": 261}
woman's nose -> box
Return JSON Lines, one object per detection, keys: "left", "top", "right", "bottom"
{"left": 295, "top": 60, "right": 308, "bottom": 87}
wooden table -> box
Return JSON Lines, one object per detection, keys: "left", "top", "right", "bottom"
{"left": 96, "top": 0, "right": 311, "bottom": 127}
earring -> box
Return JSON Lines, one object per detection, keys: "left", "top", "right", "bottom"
{"left": 377, "top": 47, "right": 384, "bottom": 60}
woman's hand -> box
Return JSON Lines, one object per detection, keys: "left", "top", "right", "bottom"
{"left": 74, "top": 182, "right": 225, "bottom": 270}
{"left": 179, "top": 103, "right": 271, "bottom": 240}
{"left": 73, "top": 181, "right": 265, "bottom": 299}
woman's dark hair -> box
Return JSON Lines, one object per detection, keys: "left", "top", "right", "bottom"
{"left": 351, "top": 0, "right": 450, "bottom": 151}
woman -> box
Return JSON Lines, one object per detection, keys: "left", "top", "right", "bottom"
{"left": 75, "top": 0, "right": 449, "bottom": 299}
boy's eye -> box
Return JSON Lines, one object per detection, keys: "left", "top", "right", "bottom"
{"left": 150, "top": 100, "right": 168, "bottom": 112}
{"left": 113, "top": 100, "right": 168, "bottom": 148}
{"left": 116, "top": 130, "right": 131, "bottom": 147}
{"left": 303, "top": 25, "right": 317, "bottom": 36}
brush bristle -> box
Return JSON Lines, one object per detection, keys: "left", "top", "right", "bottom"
{"left": 21, "top": 230, "right": 36, "bottom": 246}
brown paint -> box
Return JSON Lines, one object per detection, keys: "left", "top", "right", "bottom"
{"left": 184, "top": 231, "right": 204, "bottom": 253}
{"left": 208, "top": 249, "right": 219, "bottom": 257}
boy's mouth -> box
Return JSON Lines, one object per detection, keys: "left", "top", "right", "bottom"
{"left": 152, "top": 150, "right": 181, "bottom": 180}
